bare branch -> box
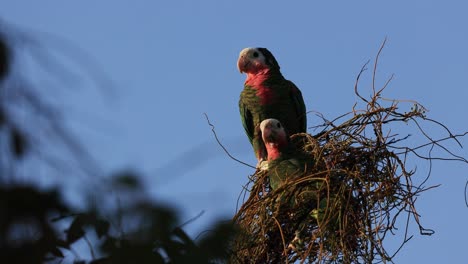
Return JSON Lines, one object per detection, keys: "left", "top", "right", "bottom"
{"left": 204, "top": 113, "right": 256, "bottom": 169}
{"left": 465, "top": 180, "right": 468, "bottom": 208}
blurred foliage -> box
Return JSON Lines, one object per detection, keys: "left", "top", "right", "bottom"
{"left": 0, "top": 26, "right": 235, "bottom": 264}
{"left": 0, "top": 175, "right": 236, "bottom": 264}
{"left": 0, "top": 186, "right": 68, "bottom": 263}
{"left": 0, "top": 31, "right": 9, "bottom": 82}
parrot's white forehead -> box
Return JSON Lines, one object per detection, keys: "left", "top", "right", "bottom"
{"left": 260, "top": 118, "right": 282, "bottom": 132}
{"left": 240, "top": 47, "right": 258, "bottom": 55}
{"left": 239, "top": 47, "right": 263, "bottom": 58}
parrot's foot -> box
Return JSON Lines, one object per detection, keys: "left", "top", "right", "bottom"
{"left": 256, "top": 159, "right": 269, "bottom": 171}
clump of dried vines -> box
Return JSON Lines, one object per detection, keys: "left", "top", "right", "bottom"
{"left": 230, "top": 40, "right": 467, "bottom": 264}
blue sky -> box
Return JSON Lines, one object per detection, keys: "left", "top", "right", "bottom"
{"left": 1, "top": 1, "right": 467, "bottom": 262}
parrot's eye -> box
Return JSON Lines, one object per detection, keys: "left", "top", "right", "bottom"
{"left": 252, "top": 51, "right": 259, "bottom": 58}
{"left": 276, "top": 122, "right": 281, "bottom": 128}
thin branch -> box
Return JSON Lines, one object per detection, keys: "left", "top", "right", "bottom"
{"left": 204, "top": 113, "right": 255, "bottom": 169}
{"left": 83, "top": 234, "right": 96, "bottom": 260}
{"left": 372, "top": 37, "right": 387, "bottom": 96}
{"left": 465, "top": 180, "right": 468, "bottom": 208}
{"left": 179, "top": 210, "right": 205, "bottom": 230}
{"left": 354, "top": 60, "right": 370, "bottom": 104}
{"left": 272, "top": 216, "right": 289, "bottom": 264}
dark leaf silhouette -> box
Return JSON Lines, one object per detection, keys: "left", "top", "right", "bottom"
{"left": 94, "top": 219, "right": 110, "bottom": 238}
{"left": 0, "top": 34, "right": 9, "bottom": 81}
{"left": 66, "top": 215, "right": 87, "bottom": 244}
{"left": 10, "top": 127, "right": 27, "bottom": 158}
{"left": 111, "top": 171, "right": 142, "bottom": 190}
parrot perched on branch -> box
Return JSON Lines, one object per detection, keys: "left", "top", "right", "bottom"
{"left": 237, "top": 47, "right": 307, "bottom": 166}
{"left": 259, "top": 118, "right": 311, "bottom": 190}
{"left": 260, "top": 118, "right": 321, "bottom": 251}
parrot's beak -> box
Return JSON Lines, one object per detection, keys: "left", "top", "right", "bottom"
{"left": 262, "top": 124, "right": 277, "bottom": 143}
{"left": 237, "top": 56, "right": 247, "bottom": 73}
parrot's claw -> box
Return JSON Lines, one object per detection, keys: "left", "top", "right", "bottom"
{"left": 256, "top": 159, "right": 269, "bottom": 171}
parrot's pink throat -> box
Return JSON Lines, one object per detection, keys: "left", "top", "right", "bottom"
{"left": 245, "top": 70, "right": 274, "bottom": 105}
{"left": 264, "top": 139, "right": 287, "bottom": 161}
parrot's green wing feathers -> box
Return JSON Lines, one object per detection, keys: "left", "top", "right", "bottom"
{"left": 287, "top": 80, "right": 307, "bottom": 133}
{"left": 239, "top": 98, "right": 254, "bottom": 144}
{"left": 269, "top": 156, "right": 308, "bottom": 190}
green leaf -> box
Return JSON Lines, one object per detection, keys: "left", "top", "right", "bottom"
{"left": 66, "top": 215, "right": 86, "bottom": 244}
{"left": 94, "top": 219, "right": 110, "bottom": 238}
{"left": 0, "top": 36, "right": 10, "bottom": 81}
{"left": 0, "top": 110, "right": 5, "bottom": 127}
{"left": 49, "top": 247, "right": 64, "bottom": 258}
{"left": 11, "top": 127, "right": 27, "bottom": 158}
{"left": 111, "top": 171, "right": 142, "bottom": 190}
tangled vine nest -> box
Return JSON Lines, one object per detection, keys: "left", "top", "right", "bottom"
{"left": 229, "top": 42, "right": 467, "bottom": 264}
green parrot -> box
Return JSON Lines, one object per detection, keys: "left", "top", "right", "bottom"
{"left": 237, "top": 47, "right": 307, "bottom": 166}
{"left": 260, "top": 118, "right": 322, "bottom": 252}
{"left": 259, "top": 118, "right": 311, "bottom": 190}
